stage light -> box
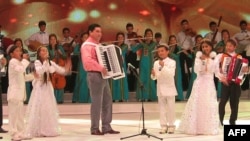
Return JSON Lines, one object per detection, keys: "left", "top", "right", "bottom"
{"left": 198, "top": 8, "right": 204, "bottom": 13}
{"left": 12, "top": 0, "right": 25, "bottom": 5}
{"left": 28, "top": 14, "right": 32, "bottom": 18}
{"left": 242, "top": 13, "right": 250, "bottom": 22}
{"left": 89, "top": 10, "right": 101, "bottom": 18}
{"left": 108, "top": 3, "right": 118, "bottom": 10}
{"left": 199, "top": 29, "right": 210, "bottom": 37}
{"left": 10, "top": 18, "right": 17, "bottom": 23}
{"left": 139, "top": 10, "right": 150, "bottom": 16}
{"left": 68, "top": 9, "right": 87, "bottom": 23}
{"left": 171, "top": 6, "right": 176, "bottom": 11}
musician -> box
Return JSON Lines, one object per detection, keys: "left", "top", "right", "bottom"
{"left": 24, "top": 20, "right": 49, "bottom": 57}
{"left": 72, "top": 32, "right": 90, "bottom": 103}
{"left": 214, "top": 39, "right": 248, "bottom": 125}
{"left": 124, "top": 23, "right": 139, "bottom": 92}
{"left": 60, "top": 27, "right": 76, "bottom": 48}
{"left": 81, "top": 23, "right": 120, "bottom": 135}
{"left": 124, "top": 22, "right": 138, "bottom": 48}
{"left": 215, "top": 29, "right": 230, "bottom": 54}
{"left": 176, "top": 19, "right": 195, "bottom": 91}
{"left": 60, "top": 27, "right": 77, "bottom": 93}
{"left": 167, "top": 35, "right": 184, "bottom": 101}
{"left": 0, "top": 24, "right": 8, "bottom": 135}
{"left": 47, "top": 33, "right": 67, "bottom": 104}
{"left": 0, "top": 48, "right": 8, "bottom": 135}
{"left": 213, "top": 30, "right": 231, "bottom": 98}
{"left": 232, "top": 20, "right": 250, "bottom": 53}
{"left": 110, "top": 32, "right": 129, "bottom": 102}
{"left": 14, "top": 38, "right": 33, "bottom": 104}
{"left": 154, "top": 32, "right": 163, "bottom": 45}
{"left": 204, "top": 21, "right": 222, "bottom": 46}
{"left": 131, "top": 28, "right": 157, "bottom": 101}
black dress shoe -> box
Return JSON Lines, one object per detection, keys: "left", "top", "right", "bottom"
{"left": 0, "top": 128, "right": 8, "bottom": 133}
{"left": 91, "top": 130, "right": 104, "bottom": 135}
{"left": 103, "top": 129, "right": 120, "bottom": 134}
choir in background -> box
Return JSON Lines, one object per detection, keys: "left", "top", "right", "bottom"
{"left": 0, "top": 18, "right": 249, "bottom": 139}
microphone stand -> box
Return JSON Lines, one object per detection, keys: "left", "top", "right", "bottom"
{"left": 120, "top": 66, "right": 163, "bottom": 140}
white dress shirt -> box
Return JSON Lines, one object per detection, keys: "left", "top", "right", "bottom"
{"left": 151, "top": 57, "right": 177, "bottom": 97}
{"left": 204, "top": 31, "right": 222, "bottom": 44}
{"left": 176, "top": 31, "right": 195, "bottom": 50}
{"left": 24, "top": 31, "right": 49, "bottom": 46}
{"left": 232, "top": 30, "right": 250, "bottom": 53}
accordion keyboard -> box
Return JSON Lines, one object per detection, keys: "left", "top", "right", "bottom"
{"left": 96, "top": 44, "right": 125, "bottom": 79}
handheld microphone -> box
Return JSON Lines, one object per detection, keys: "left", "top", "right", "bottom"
{"left": 158, "top": 59, "right": 163, "bottom": 71}
{"left": 128, "top": 63, "right": 136, "bottom": 69}
{"left": 159, "top": 66, "right": 163, "bottom": 71}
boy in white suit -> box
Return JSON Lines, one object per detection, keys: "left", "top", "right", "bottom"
{"left": 7, "top": 45, "right": 34, "bottom": 141}
{"left": 151, "top": 44, "right": 177, "bottom": 134}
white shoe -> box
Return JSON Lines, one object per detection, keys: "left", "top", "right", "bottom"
{"left": 11, "top": 136, "right": 22, "bottom": 141}
{"left": 159, "top": 128, "right": 168, "bottom": 134}
{"left": 168, "top": 126, "right": 175, "bottom": 134}
{"left": 20, "top": 134, "right": 32, "bottom": 140}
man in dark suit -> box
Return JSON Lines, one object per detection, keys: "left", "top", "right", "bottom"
{"left": 0, "top": 24, "right": 8, "bottom": 137}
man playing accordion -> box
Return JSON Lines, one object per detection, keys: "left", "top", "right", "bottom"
{"left": 214, "top": 39, "right": 249, "bottom": 126}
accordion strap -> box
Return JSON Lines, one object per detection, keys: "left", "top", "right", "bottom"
{"left": 222, "top": 52, "right": 232, "bottom": 57}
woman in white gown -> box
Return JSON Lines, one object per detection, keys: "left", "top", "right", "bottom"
{"left": 24, "top": 46, "right": 70, "bottom": 137}
{"left": 178, "top": 40, "right": 220, "bottom": 135}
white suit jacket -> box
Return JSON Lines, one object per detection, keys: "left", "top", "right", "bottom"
{"left": 151, "top": 57, "right": 177, "bottom": 97}
{"left": 7, "top": 58, "right": 34, "bottom": 101}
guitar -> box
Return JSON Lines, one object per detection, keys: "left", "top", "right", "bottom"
{"left": 28, "top": 40, "right": 43, "bottom": 52}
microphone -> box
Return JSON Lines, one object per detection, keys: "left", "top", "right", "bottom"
{"left": 128, "top": 63, "right": 136, "bottom": 69}
{"left": 159, "top": 66, "right": 163, "bottom": 71}
{"left": 158, "top": 59, "right": 163, "bottom": 71}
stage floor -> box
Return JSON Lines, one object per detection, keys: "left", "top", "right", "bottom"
{"left": 1, "top": 99, "right": 250, "bottom": 141}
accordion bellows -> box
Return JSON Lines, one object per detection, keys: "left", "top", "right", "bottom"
{"left": 221, "top": 53, "right": 248, "bottom": 84}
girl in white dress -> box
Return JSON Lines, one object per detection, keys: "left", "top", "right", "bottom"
{"left": 24, "top": 46, "right": 70, "bottom": 138}
{"left": 178, "top": 40, "right": 220, "bottom": 135}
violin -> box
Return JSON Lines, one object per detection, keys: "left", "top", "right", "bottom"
{"left": 62, "top": 35, "right": 78, "bottom": 57}
{"left": 185, "top": 28, "right": 197, "bottom": 37}
{"left": 51, "top": 47, "right": 66, "bottom": 89}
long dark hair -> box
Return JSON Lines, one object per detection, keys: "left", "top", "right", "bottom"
{"left": 115, "top": 32, "right": 125, "bottom": 46}
{"left": 14, "top": 38, "right": 28, "bottom": 54}
{"left": 48, "top": 33, "right": 59, "bottom": 50}
{"left": 37, "top": 46, "right": 51, "bottom": 84}
{"left": 200, "top": 40, "right": 214, "bottom": 52}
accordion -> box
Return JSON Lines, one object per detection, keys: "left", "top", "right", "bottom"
{"left": 221, "top": 53, "right": 248, "bottom": 84}
{"left": 95, "top": 44, "right": 125, "bottom": 80}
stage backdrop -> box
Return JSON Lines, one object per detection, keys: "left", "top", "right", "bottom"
{"left": 0, "top": 0, "right": 250, "bottom": 50}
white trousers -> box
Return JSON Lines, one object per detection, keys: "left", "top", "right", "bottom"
{"left": 8, "top": 99, "right": 25, "bottom": 137}
{"left": 158, "top": 96, "right": 176, "bottom": 129}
